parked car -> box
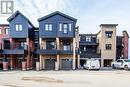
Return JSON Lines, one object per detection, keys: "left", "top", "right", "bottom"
{"left": 83, "top": 59, "right": 100, "bottom": 70}
{"left": 111, "top": 59, "right": 130, "bottom": 71}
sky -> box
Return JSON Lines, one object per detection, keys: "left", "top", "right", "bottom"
{"left": 0, "top": 0, "right": 130, "bottom": 57}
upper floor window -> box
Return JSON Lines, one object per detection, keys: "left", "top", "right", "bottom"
{"left": 105, "top": 31, "right": 113, "bottom": 38}
{"left": 46, "top": 41, "right": 56, "bottom": 49}
{"left": 106, "top": 44, "right": 112, "bottom": 50}
{"left": 86, "top": 36, "right": 91, "bottom": 42}
{"left": 16, "top": 24, "right": 22, "bottom": 31}
{"left": 69, "top": 23, "right": 72, "bottom": 31}
{"left": 59, "top": 23, "right": 62, "bottom": 31}
{"left": 45, "top": 24, "right": 52, "bottom": 31}
{"left": 5, "top": 28, "right": 9, "bottom": 34}
{"left": 0, "top": 29, "right": 1, "bottom": 34}
{"left": 63, "top": 23, "right": 68, "bottom": 34}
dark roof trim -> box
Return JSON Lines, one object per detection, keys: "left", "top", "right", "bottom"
{"left": 7, "top": 10, "right": 34, "bottom": 28}
{"left": 0, "top": 24, "right": 9, "bottom": 26}
{"left": 100, "top": 24, "right": 118, "bottom": 27}
{"left": 38, "top": 11, "right": 77, "bottom": 22}
{"left": 79, "top": 34, "right": 97, "bottom": 36}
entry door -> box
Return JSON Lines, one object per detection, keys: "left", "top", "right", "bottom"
{"left": 61, "top": 59, "right": 72, "bottom": 70}
{"left": 45, "top": 59, "right": 55, "bottom": 70}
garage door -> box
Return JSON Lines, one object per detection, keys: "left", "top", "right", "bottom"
{"left": 104, "top": 59, "right": 113, "bottom": 67}
{"left": 61, "top": 59, "right": 72, "bottom": 70}
{"left": 45, "top": 59, "right": 55, "bottom": 70}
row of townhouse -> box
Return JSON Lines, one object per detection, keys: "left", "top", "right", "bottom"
{"left": 0, "top": 10, "right": 129, "bottom": 71}
{"left": 79, "top": 25, "right": 129, "bottom": 67}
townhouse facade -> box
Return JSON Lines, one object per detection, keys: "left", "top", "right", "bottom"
{"left": 0, "top": 24, "right": 10, "bottom": 70}
{"left": 37, "top": 11, "right": 79, "bottom": 70}
{"left": 79, "top": 34, "right": 101, "bottom": 67}
{"left": 0, "top": 11, "right": 35, "bottom": 70}
{"left": 0, "top": 10, "right": 129, "bottom": 70}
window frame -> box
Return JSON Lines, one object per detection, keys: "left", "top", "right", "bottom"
{"left": 105, "top": 44, "right": 112, "bottom": 50}
{"left": 86, "top": 36, "right": 91, "bottom": 42}
{"left": 45, "top": 23, "right": 52, "bottom": 31}
{"left": 59, "top": 23, "right": 62, "bottom": 31}
{"left": 69, "top": 23, "right": 72, "bottom": 32}
{"left": 15, "top": 24, "right": 22, "bottom": 31}
{"left": 105, "top": 31, "right": 113, "bottom": 38}
{"left": 63, "top": 23, "right": 68, "bottom": 34}
{"left": 5, "top": 28, "right": 9, "bottom": 34}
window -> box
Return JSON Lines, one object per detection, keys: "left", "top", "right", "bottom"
{"left": 46, "top": 41, "right": 56, "bottom": 49}
{"left": 45, "top": 24, "right": 48, "bottom": 31}
{"left": 5, "top": 28, "right": 9, "bottom": 34}
{"left": 84, "top": 46, "right": 86, "bottom": 51}
{"left": 69, "top": 23, "right": 72, "bottom": 31}
{"left": 16, "top": 24, "right": 22, "bottom": 31}
{"left": 86, "top": 36, "right": 91, "bottom": 42}
{"left": 63, "top": 23, "right": 68, "bottom": 33}
{"left": 0, "top": 29, "right": 1, "bottom": 34}
{"left": 49, "top": 24, "right": 52, "bottom": 31}
{"left": 63, "top": 45, "right": 71, "bottom": 50}
{"left": 45, "top": 24, "right": 52, "bottom": 31}
{"left": 59, "top": 23, "right": 62, "bottom": 31}
{"left": 105, "top": 31, "right": 113, "bottom": 38}
{"left": 106, "top": 44, "right": 112, "bottom": 50}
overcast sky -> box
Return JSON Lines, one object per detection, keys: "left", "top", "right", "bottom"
{"left": 0, "top": 0, "right": 130, "bottom": 57}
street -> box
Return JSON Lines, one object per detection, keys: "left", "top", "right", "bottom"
{"left": 0, "top": 70, "right": 130, "bottom": 87}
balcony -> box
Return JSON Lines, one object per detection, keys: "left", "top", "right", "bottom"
{"left": 57, "top": 50, "right": 79, "bottom": 54}
{"left": 2, "top": 49, "right": 25, "bottom": 54}
{"left": 1, "top": 44, "right": 27, "bottom": 54}
{"left": 79, "top": 42, "right": 98, "bottom": 46}
{"left": 58, "top": 50, "right": 73, "bottom": 54}
{"left": 80, "top": 53, "right": 101, "bottom": 58}
{"left": 37, "top": 49, "right": 57, "bottom": 55}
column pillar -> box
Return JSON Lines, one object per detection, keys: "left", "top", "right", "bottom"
{"left": 10, "top": 38, "right": 13, "bottom": 70}
{"left": 26, "top": 38, "right": 30, "bottom": 70}
{"left": 36, "top": 61, "right": 40, "bottom": 71}
{"left": 3, "top": 55, "right": 8, "bottom": 71}
{"left": 55, "top": 55, "right": 59, "bottom": 70}
{"left": 39, "top": 55, "right": 43, "bottom": 70}
{"left": 55, "top": 38, "right": 60, "bottom": 70}
{"left": 22, "top": 60, "right": 26, "bottom": 71}
{"left": 10, "top": 55, "right": 13, "bottom": 70}
{"left": 39, "top": 38, "right": 43, "bottom": 70}
{"left": 101, "top": 58, "right": 104, "bottom": 68}
{"left": 77, "top": 55, "right": 80, "bottom": 69}
{"left": 73, "top": 38, "right": 76, "bottom": 70}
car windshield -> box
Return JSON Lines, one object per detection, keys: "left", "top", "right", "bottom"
{"left": 124, "top": 60, "right": 130, "bottom": 62}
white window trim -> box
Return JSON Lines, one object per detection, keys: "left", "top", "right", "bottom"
{"left": 59, "top": 23, "right": 62, "bottom": 31}
{"left": 16, "top": 24, "right": 22, "bottom": 31}
{"left": 69, "top": 23, "right": 72, "bottom": 31}
{"left": 49, "top": 24, "right": 52, "bottom": 31}
{"left": 45, "top": 24, "right": 52, "bottom": 31}
{"left": 63, "top": 23, "right": 68, "bottom": 34}
{"left": 5, "top": 28, "right": 9, "bottom": 34}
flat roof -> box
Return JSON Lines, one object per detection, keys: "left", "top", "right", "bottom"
{"left": 100, "top": 24, "right": 118, "bottom": 27}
